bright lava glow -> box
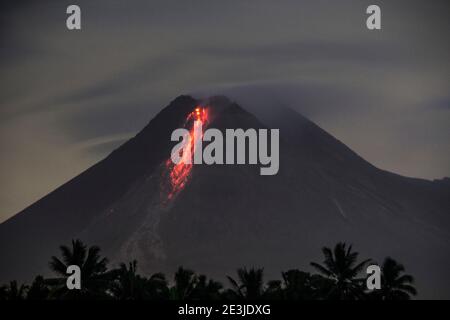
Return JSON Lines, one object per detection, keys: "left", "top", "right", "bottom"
{"left": 162, "top": 106, "right": 208, "bottom": 203}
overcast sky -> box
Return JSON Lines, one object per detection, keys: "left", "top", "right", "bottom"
{"left": 0, "top": 0, "right": 449, "bottom": 222}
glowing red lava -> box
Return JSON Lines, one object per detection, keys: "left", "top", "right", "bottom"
{"left": 162, "top": 106, "right": 208, "bottom": 203}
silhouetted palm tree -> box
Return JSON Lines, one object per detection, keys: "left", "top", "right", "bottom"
{"left": 110, "top": 260, "right": 169, "bottom": 300}
{"left": 145, "top": 272, "right": 170, "bottom": 300}
{"left": 170, "top": 267, "right": 197, "bottom": 300}
{"left": 110, "top": 260, "right": 147, "bottom": 299}
{"left": 310, "top": 242, "right": 371, "bottom": 300}
{"left": 47, "top": 239, "right": 110, "bottom": 299}
{"left": 0, "top": 285, "right": 5, "bottom": 300}
{"left": 190, "top": 274, "right": 223, "bottom": 300}
{"left": 280, "top": 269, "right": 318, "bottom": 300}
{"left": 0, "top": 281, "right": 28, "bottom": 300}
{"left": 263, "top": 280, "right": 283, "bottom": 300}
{"left": 377, "top": 257, "right": 417, "bottom": 300}
{"left": 27, "top": 276, "right": 50, "bottom": 300}
{"left": 227, "top": 267, "right": 264, "bottom": 299}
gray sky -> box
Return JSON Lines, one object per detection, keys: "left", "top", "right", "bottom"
{"left": 0, "top": 0, "right": 449, "bottom": 222}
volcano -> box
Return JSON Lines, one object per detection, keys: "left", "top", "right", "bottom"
{"left": 0, "top": 95, "right": 449, "bottom": 298}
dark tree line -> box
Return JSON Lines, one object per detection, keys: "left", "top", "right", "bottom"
{"left": 0, "top": 240, "right": 417, "bottom": 300}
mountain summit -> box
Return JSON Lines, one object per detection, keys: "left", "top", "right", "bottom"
{"left": 1, "top": 95, "right": 449, "bottom": 298}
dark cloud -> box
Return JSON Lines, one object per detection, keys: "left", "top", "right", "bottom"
{"left": 197, "top": 40, "right": 405, "bottom": 66}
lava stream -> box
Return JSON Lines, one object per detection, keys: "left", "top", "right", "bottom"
{"left": 162, "top": 106, "right": 208, "bottom": 203}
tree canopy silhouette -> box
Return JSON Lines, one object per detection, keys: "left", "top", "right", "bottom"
{"left": 227, "top": 267, "right": 265, "bottom": 300}
{"left": 0, "top": 240, "right": 419, "bottom": 300}
{"left": 47, "top": 239, "right": 110, "bottom": 299}
{"left": 376, "top": 257, "right": 417, "bottom": 300}
{"left": 310, "top": 242, "right": 371, "bottom": 300}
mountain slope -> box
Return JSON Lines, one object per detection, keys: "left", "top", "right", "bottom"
{"left": 0, "top": 95, "right": 449, "bottom": 298}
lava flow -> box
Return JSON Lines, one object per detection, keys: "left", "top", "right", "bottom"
{"left": 162, "top": 106, "right": 208, "bottom": 203}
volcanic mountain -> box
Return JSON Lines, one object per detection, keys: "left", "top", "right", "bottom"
{"left": 0, "top": 95, "right": 449, "bottom": 298}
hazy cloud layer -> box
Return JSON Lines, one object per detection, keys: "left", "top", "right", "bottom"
{"left": 0, "top": 0, "right": 449, "bottom": 222}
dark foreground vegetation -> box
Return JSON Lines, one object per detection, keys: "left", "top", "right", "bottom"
{"left": 0, "top": 240, "right": 417, "bottom": 300}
